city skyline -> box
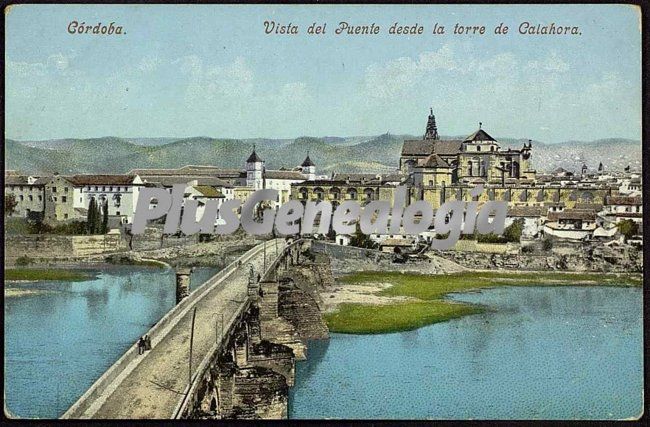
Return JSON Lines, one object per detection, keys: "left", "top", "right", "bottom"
{"left": 5, "top": 4, "right": 642, "bottom": 143}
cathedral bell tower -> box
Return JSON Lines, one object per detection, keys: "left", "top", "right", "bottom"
{"left": 424, "top": 108, "right": 439, "bottom": 140}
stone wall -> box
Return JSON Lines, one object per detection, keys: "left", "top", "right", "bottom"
{"left": 452, "top": 239, "right": 519, "bottom": 254}
{"left": 440, "top": 244, "right": 643, "bottom": 273}
{"left": 185, "top": 243, "right": 333, "bottom": 420}
{"left": 4, "top": 232, "right": 125, "bottom": 263}
{"left": 310, "top": 240, "right": 393, "bottom": 263}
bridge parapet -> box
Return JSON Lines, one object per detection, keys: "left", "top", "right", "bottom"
{"left": 173, "top": 239, "right": 306, "bottom": 419}
{"left": 63, "top": 239, "right": 287, "bottom": 419}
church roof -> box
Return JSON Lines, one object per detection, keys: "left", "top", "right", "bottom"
{"left": 401, "top": 139, "right": 434, "bottom": 156}
{"left": 246, "top": 149, "right": 263, "bottom": 163}
{"left": 301, "top": 155, "right": 315, "bottom": 167}
{"left": 432, "top": 140, "right": 464, "bottom": 155}
{"left": 265, "top": 170, "right": 307, "bottom": 180}
{"left": 420, "top": 154, "right": 450, "bottom": 168}
{"left": 463, "top": 128, "right": 496, "bottom": 142}
{"left": 401, "top": 139, "right": 462, "bottom": 156}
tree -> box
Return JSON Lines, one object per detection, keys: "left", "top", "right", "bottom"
{"left": 326, "top": 224, "right": 337, "bottom": 241}
{"left": 503, "top": 218, "right": 525, "bottom": 243}
{"left": 349, "top": 224, "right": 377, "bottom": 249}
{"left": 4, "top": 193, "right": 18, "bottom": 216}
{"left": 101, "top": 200, "right": 109, "bottom": 234}
{"left": 542, "top": 238, "right": 553, "bottom": 251}
{"left": 617, "top": 219, "right": 638, "bottom": 241}
{"left": 87, "top": 198, "right": 97, "bottom": 234}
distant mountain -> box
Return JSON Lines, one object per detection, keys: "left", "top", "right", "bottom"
{"left": 5, "top": 134, "right": 641, "bottom": 175}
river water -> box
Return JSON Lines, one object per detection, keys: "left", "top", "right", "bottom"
{"left": 289, "top": 286, "right": 643, "bottom": 420}
{"left": 4, "top": 266, "right": 218, "bottom": 419}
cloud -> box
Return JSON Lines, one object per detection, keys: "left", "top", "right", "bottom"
{"left": 47, "top": 53, "right": 69, "bottom": 71}
{"left": 365, "top": 45, "right": 457, "bottom": 99}
{"left": 137, "top": 56, "right": 161, "bottom": 73}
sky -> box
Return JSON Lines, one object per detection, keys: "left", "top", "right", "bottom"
{"left": 4, "top": 4, "right": 642, "bottom": 143}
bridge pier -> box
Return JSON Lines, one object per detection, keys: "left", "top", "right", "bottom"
{"left": 175, "top": 268, "right": 191, "bottom": 303}
{"left": 146, "top": 240, "right": 332, "bottom": 420}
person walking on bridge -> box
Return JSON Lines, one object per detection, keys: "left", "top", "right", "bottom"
{"left": 137, "top": 336, "right": 145, "bottom": 355}
{"left": 144, "top": 334, "right": 152, "bottom": 351}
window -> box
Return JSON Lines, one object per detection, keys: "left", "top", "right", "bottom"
{"left": 53, "top": 197, "right": 57, "bottom": 202}
{"left": 19, "top": 195, "right": 24, "bottom": 201}
{"left": 38, "top": 195, "right": 42, "bottom": 201}
{"left": 491, "top": 146, "right": 494, "bottom": 152}
{"left": 64, "top": 214, "right": 68, "bottom": 219}
{"left": 28, "top": 195, "right": 33, "bottom": 201}
{"left": 429, "top": 180, "right": 434, "bottom": 186}
{"left": 477, "top": 146, "right": 481, "bottom": 152}
{"left": 110, "top": 186, "right": 113, "bottom": 192}
{"left": 64, "top": 187, "right": 69, "bottom": 193}
{"left": 52, "top": 187, "right": 57, "bottom": 193}
{"left": 94, "top": 186, "right": 98, "bottom": 191}
{"left": 80, "top": 197, "right": 83, "bottom": 202}
{"left": 62, "top": 196, "right": 67, "bottom": 203}
{"left": 116, "top": 211, "right": 121, "bottom": 216}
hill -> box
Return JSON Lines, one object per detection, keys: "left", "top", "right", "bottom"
{"left": 5, "top": 134, "right": 641, "bottom": 175}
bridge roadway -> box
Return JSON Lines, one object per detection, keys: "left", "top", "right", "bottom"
{"left": 63, "top": 239, "right": 286, "bottom": 419}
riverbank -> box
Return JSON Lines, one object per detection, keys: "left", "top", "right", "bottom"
{"left": 4, "top": 268, "right": 96, "bottom": 282}
{"left": 323, "top": 270, "right": 642, "bottom": 334}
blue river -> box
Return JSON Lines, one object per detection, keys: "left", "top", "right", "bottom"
{"left": 4, "top": 266, "right": 218, "bottom": 419}
{"left": 289, "top": 286, "right": 643, "bottom": 420}
{"left": 5, "top": 273, "right": 643, "bottom": 420}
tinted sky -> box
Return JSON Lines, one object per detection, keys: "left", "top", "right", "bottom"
{"left": 5, "top": 4, "right": 641, "bottom": 142}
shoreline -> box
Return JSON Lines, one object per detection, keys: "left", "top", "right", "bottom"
{"left": 321, "top": 269, "right": 641, "bottom": 335}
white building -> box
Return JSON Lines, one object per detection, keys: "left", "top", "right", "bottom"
{"left": 4, "top": 172, "right": 46, "bottom": 219}
{"left": 603, "top": 195, "right": 643, "bottom": 224}
{"left": 185, "top": 185, "right": 227, "bottom": 225}
{"left": 543, "top": 210, "right": 598, "bottom": 241}
{"left": 69, "top": 175, "right": 144, "bottom": 224}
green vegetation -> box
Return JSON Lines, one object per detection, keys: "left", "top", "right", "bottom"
{"left": 462, "top": 218, "right": 524, "bottom": 244}
{"left": 617, "top": 219, "right": 638, "bottom": 241}
{"left": 15, "top": 256, "right": 33, "bottom": 266}
{"left": 326, "top": 301, "right": 481, "bottom": 335}
{"left": 5, "top": 268, "right": 94, "bottom": 281}
{"left": 5, "top": 194, "right": 18, "bottom": 216}
{"left": 349, "top": 224, "right": 378, "bottom": 249}
{"left": 5, "top": 218, "right": 32, "bottom": 235}
{"left": 325, "top": 270, "right": 641, "bottom": 334}
{"left": 5, "top": 217, "right": 89, "bottom": 235}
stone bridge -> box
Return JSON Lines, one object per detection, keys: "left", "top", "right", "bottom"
{"left": 62, "top": 238, "right": 330, "bottom": 419}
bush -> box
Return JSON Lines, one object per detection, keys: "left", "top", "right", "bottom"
{"left": 617, "top": 219, "right": 638, "bottom": 241}
{"left": 503, "top": 218, "right": 524, "bottom": 243}
{"left": 476, "top": 233, "right": 507, "bottom": 244}
{"left": 15, "top": 256, "right": 32, "bottom": 266}
{"left": 26, "top": 220, "right": 88, "bottom": 235}
{"left": 521, "top": 244, "right": 535, "bottom": 254}
{"left": 4, "top": 218, "right": 32, "bottom": 235}
{"left": 349, "top": 225, "right": 377, "bottom": 249}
